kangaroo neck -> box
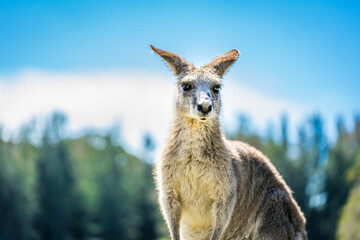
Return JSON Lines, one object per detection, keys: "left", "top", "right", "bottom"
{"left": 170, "top": 114, "right": 225, "bottom": 153}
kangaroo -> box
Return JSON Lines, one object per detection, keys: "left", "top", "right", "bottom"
{"left": 151, "top": 45, "right": 307, "bottom": 240}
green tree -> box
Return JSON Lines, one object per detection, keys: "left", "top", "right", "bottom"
{"left": 137, "top": 134, "right": 160, "bottom": 240}
{"left": 336, "top": 116, "right": 360, "bottom": 240}
{"left": 0, "top": 127, "right": 35, "bottom": 240}
{"left": 317, "top": 118, "right": 354, "bottom": 239}
{"left": 34, "top": 112, "right": 87, "bottom": 240}
{"left": 97, "top": 139, "right": 132, "bottom": 240}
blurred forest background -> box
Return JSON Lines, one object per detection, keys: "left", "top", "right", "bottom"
{"left": 0, "top": 111, "right": 359, "bottom": 240}
{"left": 1, "top": 1, "right": 360, "bottom": 239}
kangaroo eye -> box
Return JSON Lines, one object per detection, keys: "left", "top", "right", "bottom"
{"left": 213, "top": 85, "right": 221, "bottom": 93}
{"left": 182, "top": 83, "right": 192, "bottom": 91}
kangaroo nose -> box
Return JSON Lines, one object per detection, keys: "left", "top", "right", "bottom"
{"left": 197, "top": 104, "right": 212, "bottom": 114}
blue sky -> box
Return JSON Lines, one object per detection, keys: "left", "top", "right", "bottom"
{"left": 1, "top": 0, "right": 359, "bottom": 148}
{"left": 1, "top": 0, "right": 359, "bottom": 102}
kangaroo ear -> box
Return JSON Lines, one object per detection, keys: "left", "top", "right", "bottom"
{"left": 201, "top": 49, "right": 240, "bottom": 78}
{"left": 150, "top": 45, "right": 195, "bottom": 76}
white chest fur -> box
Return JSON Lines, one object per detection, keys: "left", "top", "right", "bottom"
{"left": 172, "top": 157, "right": 218, "bottom": 239}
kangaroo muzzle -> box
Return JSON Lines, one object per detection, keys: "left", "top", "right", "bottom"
{"left": 197, "top": 102, "right": 212, "bottom": 115}
{"left": 196, "top": 92, "right": 212, "bottom": 116}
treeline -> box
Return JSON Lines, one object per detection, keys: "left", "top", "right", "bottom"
{"left": 231, "top": 114, "right": 360, "bottom": 240}
{"left": 0, "top": 112, "right": 359, "bottom": 240}
{"left": 0, "top": 112, "right": 166, "bottom": 240}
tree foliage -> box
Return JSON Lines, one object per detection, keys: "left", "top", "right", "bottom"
{"left": 230, "top": 114, "right": 360, "bottom": 240}
{"left": 0, "top": 112, "right": 359, "bottom": 239}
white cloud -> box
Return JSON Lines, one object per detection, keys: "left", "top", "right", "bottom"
{"left": 0, "top": 69, "right": 307, "bottom": 153}
{"left": 221, "top": 81, "right": 307, "bottom": 135}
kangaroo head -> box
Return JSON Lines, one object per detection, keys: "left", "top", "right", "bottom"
{"left": 151, "top": 45, "right": 239, "bottom": 123}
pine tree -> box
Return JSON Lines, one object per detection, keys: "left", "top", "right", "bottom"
{"left": 34, "top": 112, "right": 87, "bottom": 240}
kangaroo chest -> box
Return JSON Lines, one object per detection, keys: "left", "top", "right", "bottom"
{"left": 169, "top": 150, "right": 233, "bottom": 240}
{"left": 174, "top": 157, "right": 217, "bottom": 203}
{"left": 170, "top": 139, "right": 230, "bottom": 205}
{"left": 173, "top": 156, "right": 218, "bottom": 235}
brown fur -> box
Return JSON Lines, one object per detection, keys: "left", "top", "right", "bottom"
{"left": 151, "top": 45, "right": 307, "bottom": 240}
